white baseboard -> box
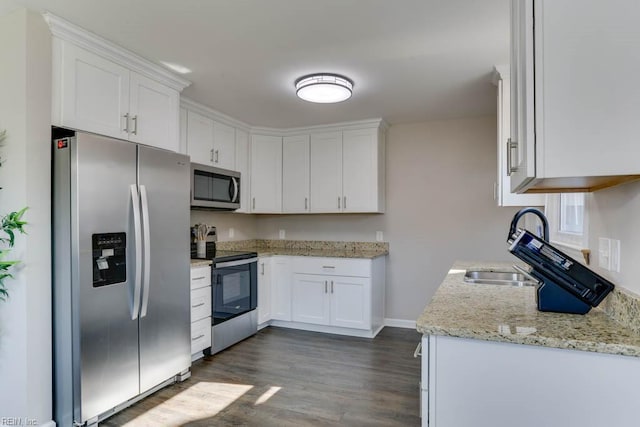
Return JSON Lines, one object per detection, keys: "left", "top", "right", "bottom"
{"left": 384, "top": 318, "right": 417, "bottom": 329}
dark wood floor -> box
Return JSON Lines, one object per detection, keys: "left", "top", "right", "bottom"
{"left": 102, "top": 326, "right": 422, "bottom": 426}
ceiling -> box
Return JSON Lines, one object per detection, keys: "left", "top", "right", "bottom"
{"left": 4, "top": 0, "right": 510, "bottom": 128}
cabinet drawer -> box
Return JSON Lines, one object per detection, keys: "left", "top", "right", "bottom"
{"left": 191, "top": 286, "right": 211, "bottom": 322}
{"left": 190, "top": 266, "right": 211, "bottom": 290}
{"left": 191, "top": 317, "right": 211, "bottom": 355}
{"left": 291, "top": 257, "right": 371, "bottom": 277}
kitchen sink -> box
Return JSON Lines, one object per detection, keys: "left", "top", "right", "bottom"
{"left": 463, "top": 270, "right": 537, "bottom": 287}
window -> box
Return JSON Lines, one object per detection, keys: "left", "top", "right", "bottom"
{"left": 546, "top": 193, "right": 588, "bottom": 250}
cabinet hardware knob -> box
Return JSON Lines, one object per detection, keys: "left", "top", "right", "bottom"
{"left": 331, "top": 280, "right": 334, "bottom": 293}
{"left": 305, "top": 197, "right": 308, "bottom": 210}
{"left": 192, "top": 302, "right": 205, "bottom": 308}
{"left": 325, "top": 280, "right": 328, "bottom": 293}
{"left": 338, "top": 197, "right": 341, "bottom": 209}
{"left": 252, "top": 197, "right": 256, "bottom": 210}
{"left": 343, "top": 196, "right": 347, "bottom": 210}
{"left": 210, "top": 149, "right": 214, "bottom": 163}
{"left": 131, "top": 115, "right": 138, "bottom": 135}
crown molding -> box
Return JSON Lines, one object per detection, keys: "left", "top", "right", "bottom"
{"left": 181, "top": 97, "right": 388, "bottom": 136}
{"left": 251, "top": 118, "right": 388, "bottom": 136}
{"left": 43, "top": 12, "right": 191, "bottom": 92}
{"left": 180, "top": 97, "right": 251, "bottom": 131}
{"left": 492, "top": 64, "right": 510, "bottom": 86}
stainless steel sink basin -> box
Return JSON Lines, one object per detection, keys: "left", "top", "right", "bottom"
{"left": 463, "top": 270, "right": 537, "bottom": 287}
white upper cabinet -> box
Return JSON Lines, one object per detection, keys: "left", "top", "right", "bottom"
{"left": 213, "top": 121, "right": 236, "bottom": 170}
{"left": 250, "top": 134, "right": 283, "bottom": 213}
{"left": 234, "top": 128, "right": 250, "bottom": 213}
{"left": 310, "top": 131, "right": 343, "bottom": 213}
{"left": 510, "top": 0, "right": 640, "bottom": 193}
{"left": 186, "top": 110, "right": 215, "bottom": 165}
{"left": 492, "top": 66, "right": 545, "bottom": 207}
{"left": 55, "top": 40, "right": 130, "bottom": 140}
{"left": 282, "top": 135, "right": 310, "bottom": 213}
{"left": 128, "top": 73, "right": 179, "bottom": 151}
{"left": 342, "top": 128, "right": 385, "bottom": 213}
{"left": 47, "top": 14, "right": 189, "bottom": 152}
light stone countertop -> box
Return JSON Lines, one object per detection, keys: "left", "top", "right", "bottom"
{"left": 237, "top": 247, "right": 388, "bottom": 259}
{"left": 416, "top": 261, "right": 640, "bottom": 357}
{"left": 190, "top": 259, "right": 212, "bottom": 267}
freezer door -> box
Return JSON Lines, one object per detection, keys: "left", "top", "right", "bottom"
{"left": 73, "top": 133, "right": 141, "bottom": 422}
{"left": 138, "top": 145, "right": 191, "bottom": 392}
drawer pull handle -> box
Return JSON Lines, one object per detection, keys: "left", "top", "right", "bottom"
{"left": 413, "top": 342, "right": 422, "bottom": 358}
{"left": 192, "top": 302, "right": 205, "bottom": 308}
{"left": 192, "top": 276, "right": 206, "bottom": 280}
{"left": 192, "top": 334, "right": 205, "bottom": 341}
{"left": 322, "top": 266, "right": 335, "bottom": 269}
{"left": 331, "top": 280, "right": 334, "bottom": 293}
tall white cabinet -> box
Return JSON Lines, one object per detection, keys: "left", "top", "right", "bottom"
{"left": 509, "top": 0, "right": 640, "bottom": 193}
{"left": 310, "top": 132, "right": 343, "bottom": 212}
{"left": 282, "top": 135, "right": 311, "bottom": 213}
{"left": 47, "top": 14, "right": 189, "bottom": 152}
{"left": 250, "top": 134, "right": 283, "bottom": 213}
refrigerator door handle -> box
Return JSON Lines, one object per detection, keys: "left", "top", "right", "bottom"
{"left": 139, "top": 184, "right": 152, "bottom": 318}
{"left": 130, "top": 184, "right": 143, "bottom": 320}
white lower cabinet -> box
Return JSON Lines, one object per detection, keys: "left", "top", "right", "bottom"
{"left": 256, "top": 255, "right": 384, "bottom": 338}
{"left": 190, "top": 266, "right": 212, "bottom": 358}
{"left": 292, "top": 273, "right": 370, "bottom": 330}
{"left": 257, "top": 257, "right": 272, "bottom": 327}
{"left": 421, "top": 334, "right": 640, "bottom": 427}
{"left": 270, "top": 257, "right": 291, "bottom": 321}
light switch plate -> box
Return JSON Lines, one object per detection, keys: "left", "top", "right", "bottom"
{"left": 598, "top": 237, "right": 611, "bottom": 270}
{"left": 610, "top": 239, "right": 621, "bottom": 273}
{"left": 229, "top": 228, "right": 235, "bottom": 238}
{"left": 279, "top": 229, "right": 286, "bottom": 239}
{"left": 376, "top": 231, "right": 384, "bottom": 242}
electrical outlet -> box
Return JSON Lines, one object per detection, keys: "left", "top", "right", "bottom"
{"left": 279, "top": 229, "right": 286, "bottom": 239}
{"left": 229, "top": 228, "right": 235, "bottom": 238}
{"left": 610, "top": 239, "right": 621, "bottom": 273}
{"left": 376, "top": 231, "right": 384, "bottom": 242}
{"left": 598, "top": 237, "right": 611, "bottom": 270}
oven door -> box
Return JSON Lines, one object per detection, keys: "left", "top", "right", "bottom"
{"left": 212, "top": 258, "right": 257, "bottom": 324}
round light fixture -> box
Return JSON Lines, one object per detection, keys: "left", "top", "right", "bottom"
{"left": 295, "top": 73, "right": 353, "bottom": 103}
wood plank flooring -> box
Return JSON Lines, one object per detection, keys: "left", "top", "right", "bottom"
{"left": 101, "top": 326, "right": 422, "bottom": 426}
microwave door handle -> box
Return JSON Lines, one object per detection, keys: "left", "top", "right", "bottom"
{"left": 232, "top": 177, "right": 239, "bottom": 203}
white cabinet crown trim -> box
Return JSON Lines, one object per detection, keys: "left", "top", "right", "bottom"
{"left": 44, "top": 12, "right": 191, "bottom": 92}
{"left": 181, "top": 97, "right": 250, "bottom": 132}
{"left": 181, "top": 97, "right": 387, "bottom": 136}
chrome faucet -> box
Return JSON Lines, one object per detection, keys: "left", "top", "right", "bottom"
{"left": 507, "top": 207, "right": 549, "bottom": 243}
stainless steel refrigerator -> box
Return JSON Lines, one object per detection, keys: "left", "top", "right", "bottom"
{"left": 52, "top": 131, "right": 191, "bottom": 426}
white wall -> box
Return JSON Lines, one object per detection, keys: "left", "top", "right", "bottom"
{"left": 256, "top": 117, "right": 526, "bottom": 320}
{"left": 587, "top": 180, "right": 640, "bottom": 295}
{"left": 0, "top": 9, "right": 53, "bottom": 424}
{"left": 191, "top": 210, "right": 258, "bottom": 241}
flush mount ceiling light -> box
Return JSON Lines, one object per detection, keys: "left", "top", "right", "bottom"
{"left": 295, "top": 73, "right": 354, "bottom": 103}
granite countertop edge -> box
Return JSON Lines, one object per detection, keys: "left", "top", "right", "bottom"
{"left": 416, "top": 261, "right": 640, "bottom": 358}
{"left": 250, "top": 248, "right": 388, "bottom": 259}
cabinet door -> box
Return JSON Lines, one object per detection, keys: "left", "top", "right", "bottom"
{"left": 179, "top": 107, "right": 188, "bottom": 154}
{"left": 56, "top": 40, "right": 130, "bottom": 140}
{"left": 250, "top": 134, "right": 282, "bottom": 213}
{"left": 342, "top": 128, "right": 382, "bottom": 213}
{"left": 186, "top": 110, "right": 215, "bottom": 165}
{"left": 292, "top": 274, "right": 330, "bottom": 325}
{"left": 509, "top": 0, "right": 536, "bottom": 192}
{"left": 495, "top": 73, "right": 545, "bottom": 206}
{"left": 310, "top": 132, "right": 342, "bottom": 212}
{"left": 213, "top": 121, "right": 236, "bottom": 170}
{"left": 129, "top": 72, "right": 180, "bottom": 151}
{"left": 330, "top": 276, "right": 371, "bottom": 330}
{"left": 271, "top": 257, "right": 291, "bottom": 321}
{"left": 234, "top": 129, "right": 250, "bottom": 213}
{"left": 257, "top": 258, "right": 272, "bottom": 325}
{"left": 282, "top": 135, "right": 310, "bottom": 213}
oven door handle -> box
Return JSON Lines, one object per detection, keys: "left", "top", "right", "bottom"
{"left": 215, "top": 257, "right": 259, "bottom": 268}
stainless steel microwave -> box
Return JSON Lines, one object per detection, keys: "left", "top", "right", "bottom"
{"left": 191, "top": 163, "right": 240, "bottom": 210}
